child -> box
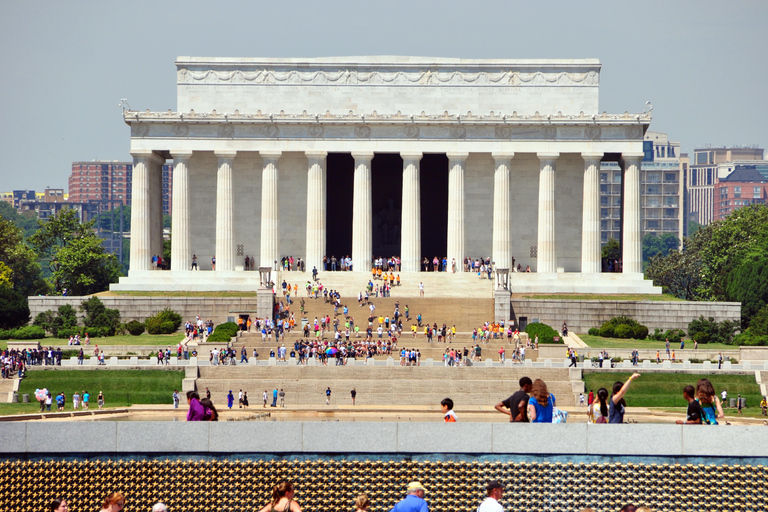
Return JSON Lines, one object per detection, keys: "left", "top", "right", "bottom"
{"left": 579, "top": 393, "right": 585, "bottom": 406}
{"left": 441, "top": 398, "right": 457, "bottom": 422}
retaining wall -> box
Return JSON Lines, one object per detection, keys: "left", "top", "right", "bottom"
{"left": 511, "top": 299, "right": 741, "bottom": 332}
{"left": 1, "top": 422, "right": 766, "bottom": 458}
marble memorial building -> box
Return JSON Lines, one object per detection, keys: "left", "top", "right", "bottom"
{"left": 112, "top": 56, "right": 659, "bottom": 294}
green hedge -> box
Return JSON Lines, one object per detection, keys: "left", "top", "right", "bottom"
{"left": 125, "top": 320, "right": 146, "bottom": 336}
{"left": 145, "top": 308, "right": 183, "bottom": 335}
{"left": 0, "top": 325, "right": 46, "bottom": 340}
{"left": 206, "top": 321, "right": 239, "bottom": 342}
{"left": 524, "top": 322, "right": 562, "bottom": 344}
{"left": 593, "top": 316, "right": 649, "bottom": 340}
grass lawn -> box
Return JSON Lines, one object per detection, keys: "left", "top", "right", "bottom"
{"left": 518, "top": 293, "right": 684, "bottom": 301}
{"left": 577, "top": 334, "right": 735, "bottom": 351}
{"left": 583, "top": 372, "right": 762, "bottom": 408}
{"left": 0, "top": 369, "right": 184, "bottom": 416}
{"left": 1, "top": 334, "right": 185, "bottom": 351}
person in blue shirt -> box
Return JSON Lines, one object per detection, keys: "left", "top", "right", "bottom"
{"left": 527, "top": 379, "right": 555, "bottom": 423}
{"left": 390, "top": 481, "right": 428, "bottom": 512}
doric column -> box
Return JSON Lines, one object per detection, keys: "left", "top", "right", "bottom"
{"left": 170, "top": 151, "right": 192, "bottom": 271}
{"left": 447, "top": 152, "right": 468, "bottom": 272}
{"left": 129, "top": 150, "right": 163, "bottom": 273}
{"left": 400, "top": 152, "right": 422, "bottom": 272}
{"left": 352, "top": 152, "right": 374, "bottom": 271}
{"left": 581, "top": 152, "right": 603, "bottom": 273}
{"left": 149, "top": 156, "right": 164, "bottom": 261}
{"left": 492, "top": 153, "right": 514, "bottom": 270}
{"left": 215, "top": 151, "right": 237, "bottom": 271}
{"left": 537, "top": 152, "right": 559, "bottom": 273}
{"left": 622, "top": 153, "right": 644, "bottom": 274}
{"left": 305, "top": 151, "right": 328, "bottom": 273}
{"left": 260, "top": 151, "right": 282, "bottom": 270}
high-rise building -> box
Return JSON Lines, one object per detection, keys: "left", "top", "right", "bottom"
{"left": 600, "top": 131, "right": 684, "bottom": 245}
{"left": 687, "top": 146, "right": 764, "bottom": 226}
{"left": 714, "top": 166, "right": 768, "bottom": 221}
{"left": 67, "top": 160, "right": 173, "bottom": 215}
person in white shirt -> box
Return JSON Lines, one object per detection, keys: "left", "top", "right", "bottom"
{"left": 477, "top": 480, "right": 504, "bottom": 512}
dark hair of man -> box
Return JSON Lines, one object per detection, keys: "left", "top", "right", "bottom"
{"left": 441, "top": 398, "right": 454, "bottom": 410}
{"left": 519, "top": 377, "right": 532, "bottom": 388}
{"left": 50, "top": 499, "right": 66, "bottom": 511}
{"left": 187, "top": 391, "right": 199, "bottom": 400}
{"left": 683, "top": 385, "right": 695, "bottom": 398}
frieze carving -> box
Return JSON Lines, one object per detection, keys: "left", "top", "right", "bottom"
{"left": 404, "top": 125, "right": 420, "bottom": 138}
{"left": 308, "top": 125, "right": 324, "bottom": 137}
{"left": 354, "top": 125, "right": 371, "bottom": 138}
{"left": 133, "top": 125, "right": 148, "bottom": 137}
{"left": 585, "top": 126, "right": 601, "bottom": 140}
{"left": 543, "top": 126, "right": 557, "bottom": 139}
{"left": 495, "top": 126, "right": 512, "bottom": 139}
{"left": 217, "top": 125, "right": 234, "bottom": 138}
{"left": 178, "top": 68, "right": 600, "bottom": 87}
{"left": 172, "top": 124, "right": 189, "bottom": 136}
{"left": 449, "top": 126, "right": 467, "bottom": 139}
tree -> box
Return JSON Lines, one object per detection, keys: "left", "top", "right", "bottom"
{"left": 55, "top": 235, "right": 121, "bottom": 295}
{"left": 602, "top": 238, "right": 620, "bottom": 261}
{"left": 645, "top": 250, "right": 703, "bottom": 300}
{"left": 80, "top": 296, "right": 120, "bottom": 336}
{"left": 643, "top": 233, "right": 680, "bottom": 262}
{"left": 0, "top": 216, "right": 48, "bottom": 296}
{"left": 29, "top": 209, "right": 119, "bottom": 294}
{"left": 724, "top": 251, "right": 768, "bottom": 326}
{"left": 0, "top": 202, "right": 40, "bottom": 238}
{"left": 0, "top": 285, "right": 30, "bottom": 329}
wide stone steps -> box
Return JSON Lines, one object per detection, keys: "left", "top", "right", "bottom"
{"left": 196, "top": 366, "right": 575, "bottom": 406}
{"left": 273, "top": 297, "right": 494, "bottom": 332}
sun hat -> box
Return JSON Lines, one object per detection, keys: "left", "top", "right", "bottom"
{"left": 407, "top": 482, "right": 428, "bottom": 493}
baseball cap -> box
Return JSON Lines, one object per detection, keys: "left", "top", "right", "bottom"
{"left": 486, "top": 480, "right": 503, "bottom": 491}
{"left": 407, "top": 481, "right": 428, "bottom": 493}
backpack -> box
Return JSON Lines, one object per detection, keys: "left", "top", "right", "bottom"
{"left": 698, "top": 399, "right": 719, "bottom": 425}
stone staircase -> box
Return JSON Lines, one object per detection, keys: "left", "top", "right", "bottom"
{"left": 269, "top": 296, "right": 494, "bottom": 332}
{"left": 275, "top": 270, "right": 494, "bottom": 299}
{"left": 196, "top": 365, "right": 576, "bottom": 407}
{"left": 0, "top": 378, "right": 18, "bottom": 403}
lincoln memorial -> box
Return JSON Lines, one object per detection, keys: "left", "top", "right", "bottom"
{"left": 111, "top": 56, "right": 659, "bottom": 295}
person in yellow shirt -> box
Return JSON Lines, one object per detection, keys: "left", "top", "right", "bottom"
{"left": 396, "top": 274, "right": 401, "bottom": 286}
{"left": 761, "top": 396, "right": 767, "bottom": 416}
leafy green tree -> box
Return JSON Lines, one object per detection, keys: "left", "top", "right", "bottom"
{"left": 0, "top": 285, "right": 30, "bottom": 329}
{"left": 601, "top": 238, "right": 620, "bottom": 261}
{"left": 645, "top": 250, "right": 703, "bottom": 300}
{"left": 29, "top": 209, "right": 119, "bottom": 294}
{"left": 0, "top": 216, "right": 48, "bottom": 296}
{"left": 80, "top": 296, "right": 120, "bottom": 336}
{"left": 724, "top": 251, "right": 768, "bottom": 326}
{"left": 687, "top": 220, "right": 703, "bottom": 237}
{"left": 642, "top": 233, "right": 680, "bottom": 262}
{"left": 0, "top": 202, "right": 40, "bottom": 238}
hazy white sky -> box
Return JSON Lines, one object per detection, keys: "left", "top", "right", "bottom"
{"left": 0, "top": 1, "right": 766, "bottom": 190}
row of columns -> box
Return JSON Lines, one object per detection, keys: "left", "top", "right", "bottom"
{"left": 132, "top": 150, "right": 644, "bottom": 276}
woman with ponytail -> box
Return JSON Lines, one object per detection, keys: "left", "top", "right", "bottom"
{"left": 259, "top": 480, "right": 302, "bottom": 512}
{"left": 590, "top": 388, "right": 609, "bottom": 424}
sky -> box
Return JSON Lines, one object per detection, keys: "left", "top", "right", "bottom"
{"left": 0, "top": 1, "right": 766, "bottom": 191}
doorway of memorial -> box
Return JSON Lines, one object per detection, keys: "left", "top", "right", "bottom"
{"left": 420, "top": 153, "right": 448, "bottom": 272}
{"left": 371, "top": 153, "right": 403, "bottom": 266}
{"left": 325, "top": 153, "right": 354, "bottom": 270}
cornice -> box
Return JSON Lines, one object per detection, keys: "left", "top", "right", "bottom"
{"left": 125, "top": 110, "right": 649, "bottom": 142}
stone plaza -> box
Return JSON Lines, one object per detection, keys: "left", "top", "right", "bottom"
{"left": 112, "top": 56, "right": 659, "bottom": 294}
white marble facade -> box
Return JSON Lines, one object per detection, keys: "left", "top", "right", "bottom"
{"left": 112, "top": 56, "right": 658, "bottom": 293}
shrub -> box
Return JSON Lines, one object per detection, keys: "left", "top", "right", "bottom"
{"left": 33, "top": 311, "right": 56, "bottom": 334}
{"left": 649, "top": 328, "right": 665, "bottom": 341}
{"left": 0, "top": 329, "right": 11, "bottom": 340}
{"left": 145, "top": 308, "right": 183, "bottom": 334}
{"left": 614, "top": 324, "right": 634, "bottom": 339}
{"left": 599, "top": 323, "right": 615, "bottom": 338}
{"left": 57, "top": 328, "right": 76, "bottom": 339}
{"left": 206, "top": 331, "right": 233, "bottom": 342}
{"left": 9, "top": 325, "right": 46, "bottom": 340}
{"left": 588, "top": 327, "right": 600, "bottom": 336}
{"left": 216, "top": 322, "right": 239, "bottom": 337}
{"left": 80, "top": 296, "right": 120, "bottom": 336}
{"left": 693, "top": 331, "right": 711, "bottom": 344}
{"left": 632, "top": 325, "right": 649, "bottom": 340}
{"left": 126, "top": 320, "right": 146, "bottom": 336}
{"left": 524, "top": 322, "right": 562, "bottom": 344}
{"left": 663, "top": 329, "right": 686, "bottom": 343}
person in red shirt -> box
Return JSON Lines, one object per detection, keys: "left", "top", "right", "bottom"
{"left": 588, "top": 390, "right": 594, "bottom": 406}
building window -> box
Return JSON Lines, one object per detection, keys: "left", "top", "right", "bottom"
{"left": 754, "top": 186, "right": 762, "bottom": 198}
{"left": 707, "top": 169, "right": 713, "bottom": 185}
{"left": 734, "top": 186, "right": 741, "bottom": 198}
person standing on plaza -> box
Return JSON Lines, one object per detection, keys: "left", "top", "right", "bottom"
{"left": 326, "top": 386, "right": 332, "bottom": 405}
{"left": 272, "top": 388, "right": 278, "bottom": 407}
{"left": 609, "top": 373, "right": 641, "bottom": 423}
{"left": 227, "top": 390, "right": 234, "bottom": 409}
{"left": 279, "top": 388, "right": 286, "bottom": 407}
{"left": 173, "top": 389, "right": 180, "bottom": 409}
{"left": 527, "top": 379, "right": 555, "bottom": 423}
{"left": 99, "top": 492, "right": 126, "bottom": 512}
{"left": 258, "top": 481, "right": 302, "bottom": 512}
{"left": 697, "top": 378, "right": 724, "bottom": 424}
{"left": 97, "top": 391, "right": 105, "bottom": 409}
{"left": 390, "top": 482, "right": 429, "bottom": 512}
{"left": 355, "top": 494, "right": 371, "bottom": 512}
{"left": 665, "top": 339, "right": 670, "bottom": 360}
{"left": 477, "top": 481, "right": 504, "bottom": 512}
{"left": 675, "top": 385, "right": 702, "bottom": 425}
{"left": 263, "top": 390, "right": 268, "bottom": 408}
{"left": 494, "top": 377, "right": 532, "bottom": 422}
{"left": 351, "top": 388, "right": 357, "bottom": 405}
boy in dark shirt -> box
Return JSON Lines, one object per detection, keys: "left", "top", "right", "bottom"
{"left": 676, "top": 385, "right": 703, "bottom": 424}
{"left": 494, "top": 377, "right": 533, "bottom": 422}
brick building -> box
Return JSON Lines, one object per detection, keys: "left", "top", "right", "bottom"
{"left": 714, "top": 167, "right": 768, "bottom": 221}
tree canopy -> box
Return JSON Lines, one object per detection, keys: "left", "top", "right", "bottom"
{"left": 642, "top": 233, "right": 680, "bottom": 262}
